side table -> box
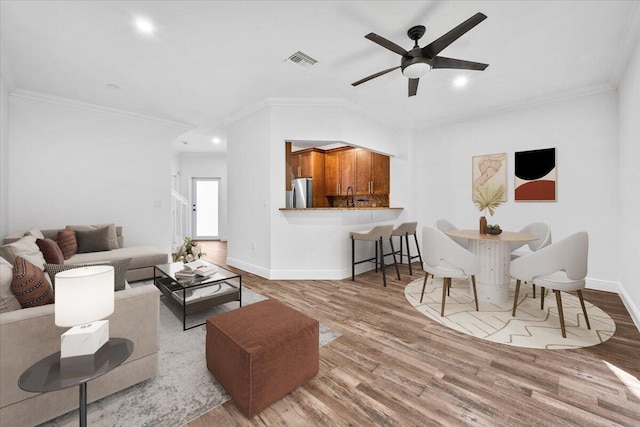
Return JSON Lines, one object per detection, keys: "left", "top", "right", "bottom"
{"left": 18, "top": 338, "right": 133, "bottom": 427}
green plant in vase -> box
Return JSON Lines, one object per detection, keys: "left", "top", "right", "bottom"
{"left": 473, "top": 184, "right": 505, "bottom": 234}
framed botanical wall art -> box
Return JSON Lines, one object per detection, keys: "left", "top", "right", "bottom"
{"left": 514, "top": 148, "right": 556, "bottom": 201}
{"left": 472, "top": 153, "right": 507, "bottom": 201}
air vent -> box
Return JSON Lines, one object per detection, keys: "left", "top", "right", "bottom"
{"left": 285, "top": 51, "right": 317, "bottom": 69}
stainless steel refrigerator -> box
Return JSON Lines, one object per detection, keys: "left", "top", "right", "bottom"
{"left": 291, "top": 178, "right": 313, "bottom": 208}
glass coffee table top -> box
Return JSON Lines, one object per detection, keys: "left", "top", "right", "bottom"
{"left": 155, "top": 261, "right": 240, "bottom": 288}
{"left": 153, "top": 261, "right": 242, "bottom": 330}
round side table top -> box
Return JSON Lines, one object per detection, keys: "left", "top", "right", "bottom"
{"left": 446, "top": 229, "right": 538, "bottom": 242}
{"left": 18, "top": 338, "right": 133, "bottom": 393}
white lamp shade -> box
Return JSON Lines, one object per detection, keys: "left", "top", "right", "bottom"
{"left": 402, "top": 62, "right": 430, "bottom": 79}
{"left": 55, "top": 266, "right": 115, "bottom": 327}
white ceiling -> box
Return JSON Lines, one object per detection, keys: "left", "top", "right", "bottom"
{"left": 2, "top": 1, "right": 639, "bottom": 153}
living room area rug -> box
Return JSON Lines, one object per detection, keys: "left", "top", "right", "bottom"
{"left": 43, "top": 282, "right": 341, "bottom": 427}
{"left": 404, "top": 277, "right": 616, "bottom": 350}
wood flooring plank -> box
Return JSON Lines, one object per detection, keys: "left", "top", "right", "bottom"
{"left": 187, "top": 242, "right": 640, "bottom": 426}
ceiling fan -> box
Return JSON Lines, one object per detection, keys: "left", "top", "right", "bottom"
{"left": 352, "top": 13, "right": 489, "bottom": 97}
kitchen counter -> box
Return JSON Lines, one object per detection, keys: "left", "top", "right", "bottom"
{"left": 279, "top": 207, "right": 403, "bottom": 211}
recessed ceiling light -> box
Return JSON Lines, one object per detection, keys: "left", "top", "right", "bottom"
{"left": 134, "top": 17, "right": 155, "bottom": 35}
{"left": 453, "top": 76, "right": 469, "bottom": 88}
{"left": 212, "top": 137, "right": 221, "bottom": 144}
{"left": 106, "top": 83, "right": 120, "bottom": 89}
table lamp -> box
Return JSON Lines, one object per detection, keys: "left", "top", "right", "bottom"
{"left": 55, "top": 266, "right": 114, "bottom": 361}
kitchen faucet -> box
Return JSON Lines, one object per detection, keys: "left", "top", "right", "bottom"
{"left": 346, "top": 186, "right": 355, "bottom": 208}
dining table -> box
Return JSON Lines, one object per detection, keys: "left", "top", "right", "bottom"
{"left": 445, "top": 229, "right": 538, "bottom": 304}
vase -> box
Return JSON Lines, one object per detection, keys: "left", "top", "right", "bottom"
{"left": 479, "top": 216, "right": 487, "bottom": 234}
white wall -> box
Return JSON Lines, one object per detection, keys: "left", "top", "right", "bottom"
{"left": 268, "top": 104, "right": 410, "bottom": 278}
{"left": 0, "top": 77, "right": 9, "bottom": 238}
{"left": 7, "top": 93, "right": 187, "bottom": 251}
{"left": 618, "top": 39, "right": 640, "bottom": 325}
{"left": 412, "top": 90, "right": 620, "bottom": 290}
{"left": 178, "top": 152, "right": 228, "bottom": 240}
{"left": 226, "top": 107, "right": 272, "bottom": 275}
{"left": 225, "top": 102, "right": 412, "bottom": 278}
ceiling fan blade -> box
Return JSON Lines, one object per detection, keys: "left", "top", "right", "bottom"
{"left": 408, "top": 78, "right": 419, "bottom": 97}
{"left": 352, "top": 66, "right": 401, "bottom": 86}
{"left": 422, "top": 12, "right": 487, "bottom": 58}
{"left": 432, "top": 56, "right": 489, "bottom": 70}
{"left": 365, "top": 33, "right": 410, "bottom": 56}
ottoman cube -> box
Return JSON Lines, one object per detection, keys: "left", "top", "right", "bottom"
{"left": 206, "top": 299, "right": 319, "bottom": 417}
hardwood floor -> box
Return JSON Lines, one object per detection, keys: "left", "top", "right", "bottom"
{"left": 191, "top": 241, "right": 640, "bottom": 426}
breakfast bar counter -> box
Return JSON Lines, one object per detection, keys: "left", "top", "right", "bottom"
{"left": 269, "top": 207, "right": 405, "bottom": 280}
{"left": 279, "top": 207, "right": 404, "bottom": 211}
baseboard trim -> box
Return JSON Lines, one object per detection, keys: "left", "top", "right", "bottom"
{"left": 587, "top": 278, "right": 639, "bottom": 332}
{"left": 225, "top": 257, "right": 270, "bottom": 279}
{"left": 618, "top": 284, "right": 640, "bottom": 333}
{"left": 585, "top": 277, "right": 619, "bottom": 293}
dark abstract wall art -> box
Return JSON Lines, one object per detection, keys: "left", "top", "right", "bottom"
{"left": 514, "top": 148, "right": 556, "bottom": 201}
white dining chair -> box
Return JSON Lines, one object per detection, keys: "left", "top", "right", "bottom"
{"left": 510, "top": 222, "right": 552, "bottom": 298}
{"left": 435, "top": 219, "right": 469, "bottom": 249}
{"left": 510, "top": 232, "right": 590, "bottom": 338}
{"left": 420, "top": 226, "right": 479, "bottom": 317}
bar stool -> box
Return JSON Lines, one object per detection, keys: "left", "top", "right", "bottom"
{"left": 350, "top": 225, "right": 400, "bottom": 287}
{"left": 390, "top": 222, "right": 423, "bottom": 275}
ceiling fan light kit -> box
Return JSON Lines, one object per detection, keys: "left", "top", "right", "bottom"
{"left": 402, "top": 62, "right": 430, "bottom": 79}
{"left": 352, "top": 13, "right": 489, "bottom": 97}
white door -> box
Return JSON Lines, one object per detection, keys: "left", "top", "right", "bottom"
{"left": 192, "top": 177, "right": 220, "bottom": 240}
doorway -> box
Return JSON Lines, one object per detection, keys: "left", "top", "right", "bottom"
{"left": 191, "top": 177, "right": 220, "bottom": 240}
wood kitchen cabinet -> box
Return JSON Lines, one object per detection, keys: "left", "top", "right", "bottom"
{"left": 371, "top": 152, "right": 390, "bottom": 194}
{"left": 290, "top": 148, "right": 328, "bottom": 207}
{"left": 325, "top": 147, "right": 355, "bottom": 195}
{"left": 354, "top": 149, "right": 390, "bottom": 195}
{"left": 291, "top": 150, "right": 313, "bottom": 178}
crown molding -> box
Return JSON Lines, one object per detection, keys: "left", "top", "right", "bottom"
{"left": 11, "top": 89, "right": 193, "bottom": 130}
{"left": 414, "top": 82, "right": 616, "bottom": 130}
{"left": 223, "top": 97, "right": 350, "bottom": 126}
{"left": 223, "top": 96, "right": 411, "bottom": 131}
{"left": 609, "top": 1, "right": 640, "bottom": 86}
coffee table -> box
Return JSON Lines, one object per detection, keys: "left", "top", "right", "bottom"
{"left": 153, "top": 261, "right": 242, "bottom": 330}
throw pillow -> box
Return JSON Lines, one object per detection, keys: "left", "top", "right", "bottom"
{"left": 36, "top": 238, "right": 65, "bottom": 264}
{"left": 45, "top": 258, "right": 131, "bottom": 291}
{"left": 57, "top": 228, "right": 78, "bottom": 260}
{"left": 68, "top": 224, "right": 119, "bottom": 250}
{"left": 75, "top": 226, "right": 111, "bottom": 253}
{"left": 11, "top": 256, "right": 54, "bottom": 308}
{"left": 0, "top": 235, "right": 47, "bottom": 270}
{"left": 0, "top": 257, "right": 21, "bottom": 313}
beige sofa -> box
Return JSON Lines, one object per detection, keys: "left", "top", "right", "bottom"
{"left": 0, "top": 284, "right": 160, "bottom": 427}
{"left": 3, "top": 226, "right": 169, "bottom": 282}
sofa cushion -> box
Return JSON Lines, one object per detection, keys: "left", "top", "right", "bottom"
{"left": 0, "top": 257, "right": 21, "bottom": 313}
{"left": 0, "top": 236, "right": 47, "bottom": 270}
{"left": 57, "top": 228, "right": 78, "bottom": 260}
{"left": 45, "top": 258, "right": 131, "bottom": 291}
{"left": 75, "top": 226, "right": 111, "bottom": 253}
{"left": 11, "top": 257, "right": 54, "bottom": 309}
{"left": 36, "top": 238, "right": 65, "bottom": 264}
{"left": 67, "top": 246, "right": 168, "bottom": 270}
{"left": 25, "top": 229, "right": 45, "bottom": 240}
{"left": 68, "top": 224, "right": 119, "bottom": 250}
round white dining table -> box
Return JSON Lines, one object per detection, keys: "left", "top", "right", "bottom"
{"left": 445, "top": 229, "right": 538, "bottom": 304}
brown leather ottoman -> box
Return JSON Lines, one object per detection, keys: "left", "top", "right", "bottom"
{"left": 206, "top": 299, "right": 319, "bottom": 417}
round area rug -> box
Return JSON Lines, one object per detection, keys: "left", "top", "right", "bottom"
{"left": 404, "top": 277, "right": 616, "bottom": 350}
